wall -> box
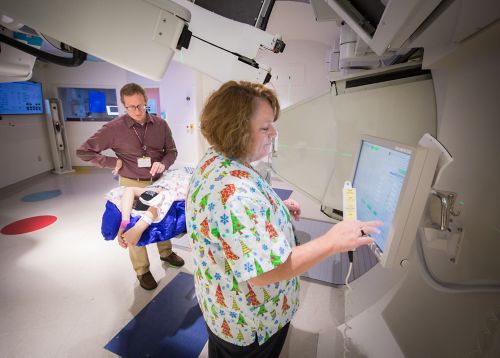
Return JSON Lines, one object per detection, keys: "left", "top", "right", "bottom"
{"left": 0, "top": 66, "right": 52, "bottom": 189}
{"left": 273, "top": 77, "right": 437, "bottom": 209}
{"left": 0, "top": 58, "right": 202, "bottom": 190}
{"left": 259, "top": 39, "right": 333, "bottom": 108}
{"left": 0, "top": 1, "right": 335, "bottom": 190}
{"left": 0, "top": 114, "right": 53, "bottom": 188}
{"left": 257, "top": 0, "right": 337, "bottom": 107}
{"left": 191, "top": 1, "right": 338, "bottom": 172}
{"left": 125, "top": 61, "right": 200, "bottom": 167}
{"left": 42, "top": 61, "right": 127, "bottom": 167}
{"left": 44, "top": 60, "right": 201, "bottom": 168}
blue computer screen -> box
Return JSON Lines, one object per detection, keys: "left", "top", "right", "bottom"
{"left": 0, "top": 81, "right": 44, "bottom": 115}
{"left": 352, "top": 140, "right": 411, "bottom": 252}
{"left": 88, "top": 90, "right": 106, "bottom": 113}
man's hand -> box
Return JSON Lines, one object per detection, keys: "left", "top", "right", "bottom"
{"left": 150, "top": 162, "right": 166, "bottom": 176}
{"left": 112, "top": 159, "right": 123, "bottom": 176}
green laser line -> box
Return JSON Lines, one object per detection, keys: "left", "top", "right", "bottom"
{"left": 277, "top": 144, "right": 353, "bottom": 157}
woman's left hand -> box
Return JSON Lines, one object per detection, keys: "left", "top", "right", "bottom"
{"left": 284, "top": 198, "right": 301, "bottom": 221}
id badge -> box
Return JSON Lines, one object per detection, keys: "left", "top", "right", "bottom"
{"left": 138, "top": 156, "right": 151, "bottom": 168}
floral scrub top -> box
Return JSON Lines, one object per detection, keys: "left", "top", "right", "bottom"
{"left": 186, "top": 147, "right": 300, "bottom": 346}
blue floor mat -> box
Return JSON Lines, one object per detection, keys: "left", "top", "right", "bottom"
{"left": 273, "top": 188, "right": 293, "bottom": 201}
{"left": 21, "top": 190, "right": 62, "bottom": 202}
{"left": 105, "top": 272, "right": 208, "bottom": 358}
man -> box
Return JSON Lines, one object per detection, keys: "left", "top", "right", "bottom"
{"left": 77, "top": 83, "right": 184, "bottom": 290}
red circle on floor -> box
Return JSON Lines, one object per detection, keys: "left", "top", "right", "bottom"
{"left": 1, "top": 215, "right": 57, "bottom": 235}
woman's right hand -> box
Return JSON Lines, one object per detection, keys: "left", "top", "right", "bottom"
{"left": 324, "top": 219, "right": 382, "bottom": 253}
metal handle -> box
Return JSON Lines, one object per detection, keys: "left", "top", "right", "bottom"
{"left": 430, "top": 189, "right": 461, "bottom": 231}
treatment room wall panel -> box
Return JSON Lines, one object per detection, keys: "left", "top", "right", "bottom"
{"left": 273, "top": 77, "right": 437, "bottom": 211}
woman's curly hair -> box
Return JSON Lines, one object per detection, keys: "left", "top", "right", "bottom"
{"left": 200, "top": 81, "right": 280, "bottom": 160}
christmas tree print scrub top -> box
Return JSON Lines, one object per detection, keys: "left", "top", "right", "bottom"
{"left": 186, "top": 147, "right": 300, "bottom": 346}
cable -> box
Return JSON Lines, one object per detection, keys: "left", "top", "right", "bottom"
{"left": 39, "top": 32, "right": 71, "bottom": 53}
{"left": 416, "top": 229, "right": 500, "bottom": 293}
{"left": 0, "top": 32, "right": 86, "bottom": 67}
{"left": 345, "top": 253, "right": 354, "bottom": 289}
{"left": 192, "top": 34, "right": 238, "bottom": 56}
{"left": 192, "top": 34, "right": 259, "bottom": 69}
{"left": 343, "top": 253, "right": 354, "bottom": 358}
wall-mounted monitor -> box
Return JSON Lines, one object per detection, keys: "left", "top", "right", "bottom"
{"left": 106, "top": 105, "right": 119, "bottom": 116}
{"left": 57, "top": 87, "right": 118, "bottom": 121}
{"left": 351, "top": 135, "right": 439, "bottom": 268}
{"left": 0, "top": 81, "right": 44, "bottom": 115}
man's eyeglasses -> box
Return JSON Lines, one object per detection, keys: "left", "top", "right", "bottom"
{"left": 125, "top": 104, "right": 147, "bottom": 112}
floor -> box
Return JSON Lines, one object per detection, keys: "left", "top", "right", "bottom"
{"left": 0, "top": 167, "right": 347, "bottom": 358}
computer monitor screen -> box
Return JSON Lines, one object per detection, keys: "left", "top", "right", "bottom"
{"left": 106, "top": 105, "right": 119, "bottom": 116}
{"left": 351, "top": 135, "right": 439, "bottom": 268}
{"left": 353, "top": 139, "right": 411, "bottom": 253}
{"left": 0, "top": 81, "right": 44, "bottom": 115}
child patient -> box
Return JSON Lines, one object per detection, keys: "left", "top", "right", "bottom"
{"left": 102, "top": 167, "right": 192, "bottom": 247}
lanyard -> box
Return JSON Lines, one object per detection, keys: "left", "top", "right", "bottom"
{"left": 132, "top": 122, "right": 148, "bottom": 155}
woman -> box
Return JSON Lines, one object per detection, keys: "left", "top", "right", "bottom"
{"left": 186, "top": 81, "right": 381, "bottom": 357}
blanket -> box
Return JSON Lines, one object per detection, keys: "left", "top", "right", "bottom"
{"left": 100, "top": 168, "right": 192, "bottom": 246}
